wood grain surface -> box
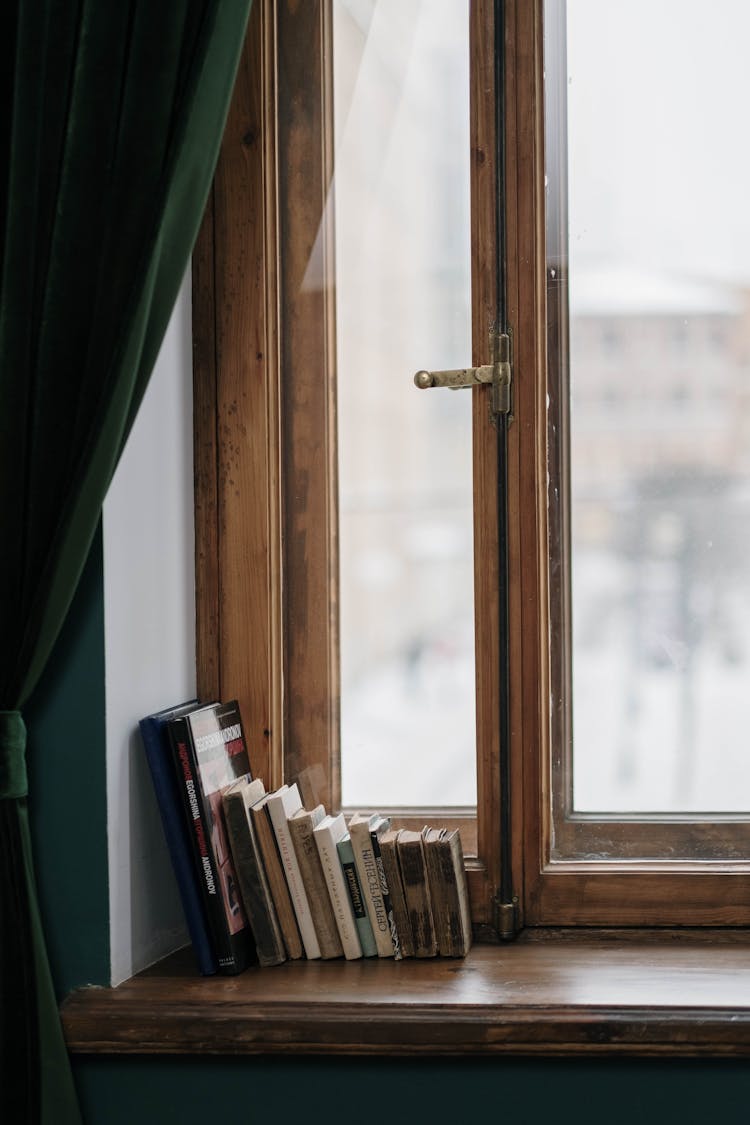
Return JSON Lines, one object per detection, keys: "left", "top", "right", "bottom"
{"left": 62, "top": 936, "right": 750, "bottom": 1057}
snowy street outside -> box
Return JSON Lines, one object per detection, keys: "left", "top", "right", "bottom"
{"left": 334, "top": 0, "right": 750, "bottom": 821}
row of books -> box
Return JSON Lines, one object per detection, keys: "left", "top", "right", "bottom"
{"left": 139, "top": 698, "right": 473, "bottom": 975}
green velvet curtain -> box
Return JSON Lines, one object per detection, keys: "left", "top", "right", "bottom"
{"left": 0, "top": 3, "right": 251, "bottom": 1121}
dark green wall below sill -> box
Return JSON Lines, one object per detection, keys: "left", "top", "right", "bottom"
{"left": 25, "top": 531, "right": 750, "bottom": 1124}
{"left": 76, "top": 1056, "right": 750, "bottom": 1125}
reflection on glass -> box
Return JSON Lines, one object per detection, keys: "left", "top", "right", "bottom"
{"left": 333, "top": 0, "right": 475, "bottom": 807}
{"left": 557, "top": 0, "right": 750, "bottom": 812}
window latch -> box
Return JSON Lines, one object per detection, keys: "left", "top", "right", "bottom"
{"left": 413, "top": 329, "right": 512, "bottom": 420}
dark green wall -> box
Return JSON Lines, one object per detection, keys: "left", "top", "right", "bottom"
{"left": 73, "top": 1057, "right": 750, "bottom": 1125}
{"left": 27, "top": 536, "right": 750, "bottom": 1125}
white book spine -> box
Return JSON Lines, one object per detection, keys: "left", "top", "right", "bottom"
{"left": 266, "top": 786, "right": 321, "bottom": 959}
{"left": 313, "top": 816, "right": 363, "bottom": 960}
{"left": 349, "top": 817, "right": 395, "bottom": 957}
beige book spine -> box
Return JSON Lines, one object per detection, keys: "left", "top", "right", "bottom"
{"left": 288, "top": 807, "right": 343, "bottom": 959}
{"left": 249, "top": 798, "right": 303, "bottom": 960}
{"left": 313, "top": 815, "right": 363, "bottom": 960}
{"left": 266, "top": 786, "right": 321, "bottom": 959}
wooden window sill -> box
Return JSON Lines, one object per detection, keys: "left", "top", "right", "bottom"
{"left": 61, "top": 930, "right": 750, "bottom": 1057}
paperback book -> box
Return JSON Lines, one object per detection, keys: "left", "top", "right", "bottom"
{"left": 288, "top": 804, "right": 344, "bottom": 959}
{"left": 222, "top": 777, "right": 287, "bottom": 967}
{"left": 337, "top": 831, "right": 377, "bottom": 958}
{"left": 265, "top": 783, "right": 321, "bottom": 959}
{"left": 249, "top": 793, "right": 304, "bottom": 959}
{"left": 348, "top": 813, "right": 395, "bottom": 958}
{"left": 396, "top": 828, "right": 438, "bottom": 957}
{"left": 423, "top": 827, "right": 473, "bottom": 957}
{"left": 313, "top": 813, "right": 363, "bottom": 960}
{"left": 378, "top": 827, "right": 415, "bottom": 959}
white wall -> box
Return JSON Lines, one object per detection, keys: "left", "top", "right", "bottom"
{"left": 103, "top": 275, "right": 196, "bottom": 986}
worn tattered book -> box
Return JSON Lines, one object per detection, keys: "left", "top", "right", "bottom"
{"left": 168, "top": 700, "right": 256, "bottom": 974}
{"left": 249, "top": 793, "right": 304, "bottom": 960}
{"left": 223, "top": 777, "right": 287, "bottom": 967}
{"left": 378, "top": 827, "right": 415, "bottom": 959}
{"left": 396, "top": 828, "right": 437, "bottom": 957}
{"left": 422, "top": 826, "right": 473, "bottom": 957}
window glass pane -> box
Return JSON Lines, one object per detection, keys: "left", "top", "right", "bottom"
{"left": 553, "top": 0, "right": 750, "bottom": 813}
{"left": 333, "top": 0, "right": 475, "bottom": 807}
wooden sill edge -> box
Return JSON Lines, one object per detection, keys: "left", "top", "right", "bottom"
{"left": 61, "top": 933, "right": 750, "bottom": 1058}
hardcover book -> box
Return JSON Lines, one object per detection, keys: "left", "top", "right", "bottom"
{"left": 336, "top": 831, "right": 377, "bottom": 958}
{"left": 265, "top": 784, "right": 321, "bottom": 959}
{"left": 378, "top": 827, "right": 415, "bottom": 959}
{"left": 222, "top": 778, "right": 287, "bottom": 967}
{"left": 168, "top": 700, "right": 256, "bottom": 974}
{"left": 288, "top": 805, "right": 344, "bottom": 959}
{"left": 423, "top": 827, "right": 473, "bottom": 957}
{"left": 313, "top": 813, "right": 363, "bottom": 960}
{"left": 138, "top": 699, "right": 218, "bottom": 976}
{"left": 348, "top": 813, "right": 395, "bottom": 957}
{"left": 396, "top": 828, "right": 438, "bottom": 957}
{"left": 249, "top": 793, "right": 304, "bottom": 960}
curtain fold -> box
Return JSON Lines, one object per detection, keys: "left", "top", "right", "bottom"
{"left": 0, "top": 711, "right": 27, "bottom": 799}
{"left": 0, "top": 3, "right": 252, "bottom": 1121}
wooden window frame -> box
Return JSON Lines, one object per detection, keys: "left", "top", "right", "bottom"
{"left": 514, "top": 0, "right": 750, "bottom": 927}
{"left": 193, "top": 0, "right": 750, "bottom": 936}
{"left": 194, "top": 0, "right": 503, "bottom": 933}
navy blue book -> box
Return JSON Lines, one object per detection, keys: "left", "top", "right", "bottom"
{"left": 139, "top": 700, "right": 218, "bottom": 976}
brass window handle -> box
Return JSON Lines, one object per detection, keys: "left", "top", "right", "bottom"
{"left": 413, "top": 331, "right": 512, "bottom": 419}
